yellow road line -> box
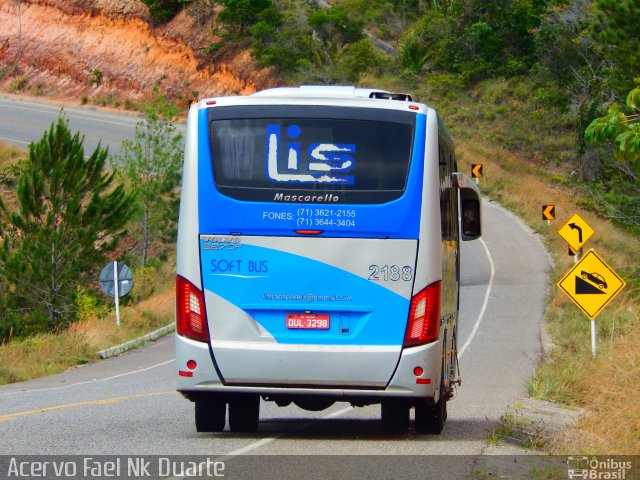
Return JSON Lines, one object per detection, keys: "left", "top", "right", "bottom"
{"left": 0, "top": 391, "right": 177, "bottom": 423}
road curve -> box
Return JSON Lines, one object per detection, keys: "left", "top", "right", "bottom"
{"left": 0, "top": 97, "right": 552, "bottom": 478}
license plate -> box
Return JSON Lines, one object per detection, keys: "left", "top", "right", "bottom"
{"left": 286, "top": 313, "right": 330, "bottom": 330}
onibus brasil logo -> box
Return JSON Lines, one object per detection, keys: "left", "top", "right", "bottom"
{"left": 266, "top": 124, "right": 355, "bottom": 185}
{"left": 567, "top": 456, "right": 634, "bottom": 479}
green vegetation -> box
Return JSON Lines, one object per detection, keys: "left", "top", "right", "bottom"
{"left": 0, "top": 138, "right": 177, "bottom": 384}
{"left": 192, "top": 0, "right": 638, "bottom": 234}
{"left": 141, "top": 0, "right": 193, "bottom": 22}
{"left": 0, "top": 117, "right": 136, "bottom": 339}
{"left": 9, "top": 75, "right": 28, "bottom": 92}
{"left": 584, "top": 81, "right": 640, "bottom": 231}
{"left": 113, "top": 93, "right": 183, "bottom": 269}
{"left": 218, "top": 0, "right": 272, "bottom": 34}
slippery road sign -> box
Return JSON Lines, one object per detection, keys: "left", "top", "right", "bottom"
{"left": 558, "top": 213, "right": 595, "bottom": 251}
{"left": 558, "top": 250, "right": 626, "bottom": 320}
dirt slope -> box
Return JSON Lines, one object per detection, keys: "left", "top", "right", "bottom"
{"left": 0, "top": 0, "right": 278, "bottom": 105}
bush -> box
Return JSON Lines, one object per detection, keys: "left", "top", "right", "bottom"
{"left": 337, "top": 38, "right": 387, "bottom": 82}
{"left": 141, "top": 0, "right": 190, "bottom": 22}
{"left": 9, "top": 76, "right": 28, "bottom": 92}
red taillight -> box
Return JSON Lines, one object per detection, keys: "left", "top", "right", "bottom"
{"left": 176, "top": 275, "right": 209, "bottom": 343}
{"left": 404, "top": 281, "right": 441, "bottom": 347}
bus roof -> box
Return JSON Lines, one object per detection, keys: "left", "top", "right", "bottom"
{"left": 250, "top": 86, "right": 413, "bottom": 101}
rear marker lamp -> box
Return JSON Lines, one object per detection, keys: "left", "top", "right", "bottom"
{"left": 404, "top": 281, "right": 441, "bottom": 347}
{"left": 179, "top": 359, "right": 198, "bottom": 378}
{"left": 176, "top": 275, "right": 210, "bottom": 343}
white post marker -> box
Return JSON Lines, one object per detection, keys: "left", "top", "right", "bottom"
{"left": 113, "top": 261, "right": 120, "bottom": 327}
{"left": 591, "top": 320, "right": 596, "bottom": 357}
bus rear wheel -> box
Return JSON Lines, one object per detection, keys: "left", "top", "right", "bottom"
{"left": 195, "top": 398, "right": 226, "bottom": 432}
{"left": 229, "top": 395, "right": 260, "bottom": 432}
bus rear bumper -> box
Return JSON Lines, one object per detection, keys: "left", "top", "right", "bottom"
{"left": 176, "top": 334, "right": 440, "bottom": 401}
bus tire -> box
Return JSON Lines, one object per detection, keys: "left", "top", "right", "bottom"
{"left": 229, "top": 395, "right": 260, "bottom": 432}
{"left": 381, "top": 399, "right": 410, "bottom": 433}
{"left": 195, "top": 399, "right": 226, "bottom": 432}
{"left": 414, "top": 364, "right": 447, "bottom": 434}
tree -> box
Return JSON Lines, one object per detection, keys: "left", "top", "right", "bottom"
{"left": 250, "top": 6, "right": 324, "bottom": 74}
{"left": 114, "top": 100, "right": 183, "bottom": 269}
{"left": 337, "top": 38, "right": 386, "bottom": 82}
{"left": 586, "top": 80, "right": 640, "bottom": 164}
{"left": 217, "top": 0, "right": 272, "bottom": 35}
{"left": 0, "top": 116, "right": 135, "bottom": 333}
{"left": 584, "top": 80, "right": 640, "bottom": 231}
{"left": 308, "top": 5, "right": 365, "bottom": 51}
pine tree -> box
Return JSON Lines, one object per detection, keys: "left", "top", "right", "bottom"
{"left": 0, "top": 116, "right": 135, "bottom": 332}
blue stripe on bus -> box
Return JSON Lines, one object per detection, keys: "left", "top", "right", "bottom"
{"left": 200, "top": 242, "right": 409, "bottom": 346}
{"left": 197, "top": 108, "right": 426, "bottom": 239}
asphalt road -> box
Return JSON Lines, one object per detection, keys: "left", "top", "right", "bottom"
{"left": 0, "top": 94, "right": 185, "bottom": 156}
{"left": 0, "top": 96, "right": 553, "bottom": 479}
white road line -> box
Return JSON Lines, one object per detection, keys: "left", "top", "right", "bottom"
{"left": 459, "top": 237, "right": 495, "bottom": 359}
{"left": 220, "top": 406, "right": 354, "bottom": 458}
{"left": 0, "top": 359, "right": 175, "bottom": 397}
{"left": 0, "top": 135, "right": 29, "bottom": 145}
{"left": 0, "top": 101, "right": 138, "bottom": 127}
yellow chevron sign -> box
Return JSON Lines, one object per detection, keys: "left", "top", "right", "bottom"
{"left": 542, "top": 205, "right": 555, "bottom": 221}
{"left": 471, "top": 164, "right": 483, "bottom": 178}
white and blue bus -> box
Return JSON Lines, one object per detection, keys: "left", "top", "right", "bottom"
{"left": 175, "top": 86, "right": 481, "bottom": 434}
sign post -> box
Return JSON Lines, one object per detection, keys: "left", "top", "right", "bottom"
{"left": 542, "top": 205, "right": 555, "bottom": 226}
{"left": 471, "top": 164, "right": 483, "bottom": 185}
{"left": 113, "top": 262, "right": 120, "bottom": 326}
{"left": 100, "top": 262, "right": 134, "bottom": 326}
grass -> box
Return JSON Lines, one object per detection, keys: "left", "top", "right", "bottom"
{"left": 0, "top": 333, "right": 95, "bottom": 384}
{"left": 0, "top": 144, "right": 23, "bottom": 165}
{"left": 488, "top": 410, "right": 545, "bottom": 449}
{"left": 0, "top": 276, "right": 174, "bottom": 385}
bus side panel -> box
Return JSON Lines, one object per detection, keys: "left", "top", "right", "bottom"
{"left": 414, "top": 109, "right": 443, "bottom": 291}
{"left": 176, "top": 105, "right": 204, "bottom": 290}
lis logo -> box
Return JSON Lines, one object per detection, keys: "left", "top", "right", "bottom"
{"left": 266, "top": 124, "right": 355, "bottom": 184}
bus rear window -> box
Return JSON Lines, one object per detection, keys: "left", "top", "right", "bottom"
{"left": 209, "top": 106, "right": 415, "bottom": 204}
